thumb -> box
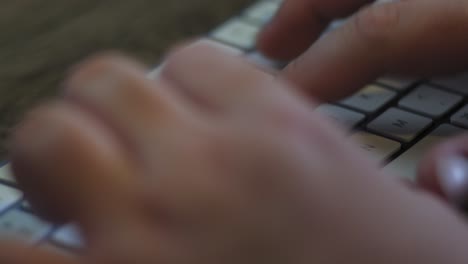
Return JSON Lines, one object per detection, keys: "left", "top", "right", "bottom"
{"left": 417, "top": 134, "right": 468, "bottom": 211}
{"left": 282, "top": 0, "right": 468, "bottom": 101}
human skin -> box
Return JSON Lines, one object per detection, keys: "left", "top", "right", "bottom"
{"left": 257, "top": 0, "right": 468, "bottom": 202}
{"left": 3, "top": 40, "right": 468, "bottom": 264}
{"left": 258, "top": 0, "right": 468, "bottom": 101}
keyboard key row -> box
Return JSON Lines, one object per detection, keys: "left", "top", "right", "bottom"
{"left": 316, "top": 102, "right": 437, "bottom": 145}
{"left": 0, "top": 184, "right": 21, "bottom": 212}
{"left": 0, "top": 209, "right": 51, "bottom": 244}
{"left": 432, "top": 73, "right": 468, "bottom": 95}
{"left": 247, "top": 52, "right": 285, "bottom": 71}
{"left": 367, "top": 108, "right": 432, "bottom": 142}
{"left": 340, "top": 84, "right": 396, "bottom": 114}
{"left": 385, "top": 124, "right": 465, "bottom": 180}
{"left": 377, "top": 77, "right": 416, "bottom": 91}
{"left": 351, "top": 132, "right": 401, "bottom": 163}
{"left": 211, "top": 19, "right": 260, "bottom": 50}
{"left": 399, "top": 85, "right": 462, "bottom": 118}
{"left": 341, "top": 82, "right": 462, "bottom": 119}
{"left": 315, "top": 104, "right": 365, "bottom": 129}
{"left": 243, "top": 0, "right": 280, "bottom": 25}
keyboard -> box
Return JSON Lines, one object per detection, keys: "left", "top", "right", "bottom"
{"left": 0, "top": 0, "right": 467, "bottom": 255}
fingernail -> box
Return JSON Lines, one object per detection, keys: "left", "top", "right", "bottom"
{"left": 437, "top": 155, "right": 468, "bottom": 209}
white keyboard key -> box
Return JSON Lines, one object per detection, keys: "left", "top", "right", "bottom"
{"left": 341, "top": 85, "right": 396, "bottom": 113}
{"left": 0, "top": 164, "right": 15, "bottom": 184}
{"left": 329, "top": 20, "right": 346, "bottom": 30}
{"left": 0, "top": 209, "right": 51, "bottom": 244}
{"left": 451, "top": 105, "right": 468, "bottom": 128}
{"left": 316, "top": 104, "right": 365, "bottom": 129}
{"left": 432, "top": 73, "right": 468, "bottom": 95}
{"left": 367, "top": 108, "right": 432, "bottom": 142}
{"left": 377, "top": 76, "right": 416, "bottom": 91}
{"left": 195, "top": 38, "right": 243, "bottom": 55}
{"left": 247, "top": 52, "right": 285, "bottom": 72}
{"left": 351, "top": 132, "right": 401, "bottom": 163}
{"left": 399, "top": 85, "right": 462, "bottom": 118}
{"left": 0, "top": 184, "right": 21, "bottom": 212}
{"left": 321, "top": 20, "right": 346, "bottom": 36}
{"left": 244, "top": 1, "right": 280, "bottom": 25}
{"left": 52, "top": 224, "right": 84, "bottom": 249}
{"left": 21, "top": 200, "right": 32, "bottom": 211}
{"left": 385, "top": 124, "right": 465, "bottom": 181}
{"left": 147, "top": 65, "right": 163, "bottom": 80}
{"left": 211, "top": 19, "right": 260, "bottom": 50}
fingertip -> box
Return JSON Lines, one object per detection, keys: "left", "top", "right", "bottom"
{"left": 10, "top": 102, "right": 66, "bottom": 156}
{"left": 417, "top": 148, "right": 446, "bottom": 199}
{"left": 435, "top": 155, "right": 468, "bottom": 210}
{"left": 10, "top": 102, "right": 81, "bottom": 223}
{"left": 417, "top": 135, "right": 468, "bottom": 209}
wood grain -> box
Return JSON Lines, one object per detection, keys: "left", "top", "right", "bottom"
{"left": 0, "top": 0, "right": 253, "bottom": 157}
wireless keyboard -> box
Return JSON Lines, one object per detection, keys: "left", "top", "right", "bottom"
{"left": 0, "top": 0, "right": 467, "bottom": 255}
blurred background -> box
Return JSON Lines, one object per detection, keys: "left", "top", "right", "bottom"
{"left": 0, "top": 0, "right": 253, "bottom": 157}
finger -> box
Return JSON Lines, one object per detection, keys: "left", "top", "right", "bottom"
{"left": 10, "top": 102, "right": 147, "bottom": 238}
{"left": 162, "top": 40, "right": 316, "bottom": 121}
{"left": 283, "top": 0, "right": 468, "bottom": 101}
{"left": 10, "top": 102, "right": 168, "bottom": 264}
{"left": 61, "top": 52, "right": 247, "bottom": 246}
{"left": 0, "top": 242, "right": 80, "bottom": 264}
{"left": 64, "top": 53, "right": 197, "bottom": 158}
{"left": 257, "top": 0, "right": 373, "bottom": 60}
{"left": 417, "top": 134, "right": 468, "bottom": 211}
{"left": 63, "top": 52, "right": 242, "bottom": 228}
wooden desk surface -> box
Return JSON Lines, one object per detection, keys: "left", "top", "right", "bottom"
{"left": 0, "top": 0, "right": 252, "bottom": 157}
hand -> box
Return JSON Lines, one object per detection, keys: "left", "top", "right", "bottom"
{"left": 258, "top": 0, "right": 468, "bottom": 100}
{"left": 5, "top": 41, "right": 468, "bottom": 264}
{"left": 258, "top": 0, "right": 468, "bottom": 208}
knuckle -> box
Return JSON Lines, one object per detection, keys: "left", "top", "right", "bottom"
{"left": 351, "top": 3, "right": 401, "bottom": 46}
